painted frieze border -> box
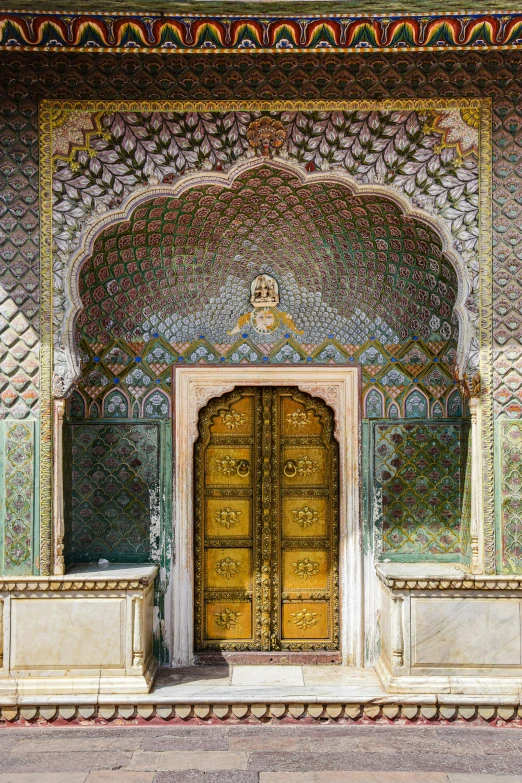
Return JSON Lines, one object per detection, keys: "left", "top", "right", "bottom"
{"left": 39, "top": 98, "right": 493, "bottom": 576}
{"left": 3, "top": 11, "right": 522, "bottom": 53}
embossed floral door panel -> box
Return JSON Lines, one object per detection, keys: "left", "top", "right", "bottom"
{"left": 195, "top": 389, "right": 259, "bottom": 647}
{"left": 277, "top": 391, "right": 338, "bottom": 649}
{"left": 194, "top": 387, "right": 339, "bottom": 652}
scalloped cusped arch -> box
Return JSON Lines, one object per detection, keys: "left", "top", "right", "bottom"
{"left": 76, "top": 164, "right": 459, "bottom": 354}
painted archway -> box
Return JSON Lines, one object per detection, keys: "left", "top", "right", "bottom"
{"left": 61, "top": 158, "right": 473, "bottom": 663}
{"left": 65, "top": 158, "right": 471, "bottom": 403}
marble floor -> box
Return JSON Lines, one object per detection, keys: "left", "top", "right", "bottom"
{"left": 149, "top": 665, "right": 386, "bottom": 703}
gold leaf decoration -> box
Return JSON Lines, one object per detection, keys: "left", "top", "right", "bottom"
{"left": 293, "top": 557, "right": 320, "bottom": 579}
{"left": 215, "top": 506, "right": 242, "bottom": 529}
{"left": 278, "top": 310, "right": 304, "bottom": 335}
{"left": 214, "top": 455, "right": 238, "bottom": 476}
{"left": 214, "top": 607, "right": 241, "bottom": 630}
{"left": 221, "top": 409, "right": 246, "bottom": 429}
{"left": 291, "top": 609, "right": 318, "bottom": 631}
{"left": 214, "top": 556, "right": 242, "bottom": 579}
{"left": 292, "top": 505, "right": 319, "bottom": 528}
{"left": 286, "top": 409, "right": 310, "bottom": 429}
{"left": 295, "top": 456, "right": 319, "bottom": 476}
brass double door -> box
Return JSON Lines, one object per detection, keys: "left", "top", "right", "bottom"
{"left": 194, "top": 386, "right": 339, "bottom": 652}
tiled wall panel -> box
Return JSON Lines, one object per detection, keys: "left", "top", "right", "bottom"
{"left": 64, "top": 422, "right": 161, "bottom": 564}
{"left": 372, "top": 421, "right": 470, "bottom": 561}
{"left": 0, "top": 50, "right": 520, "bottom": 573}
{"left": 0, "top": 419, "right": 38, "bottom": 574}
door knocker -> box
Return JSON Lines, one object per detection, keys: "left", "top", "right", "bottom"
{"left": 236, "top": 459, "right": 250, "bottom": 477}
{"left": 284, "top": 459, "right": 297, "bottom": 478}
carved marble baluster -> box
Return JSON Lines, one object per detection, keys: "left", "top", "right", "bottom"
{"left": 132, "top": 596, "right": 144, "bottom": 668}
{"left": 390, "top": 594, "right": 404, "bottom": 668}
{"left": 53, "top": 398, "right": 66, "bottom": 575}
{"left": 469, "top": 396, "right": 483, "bottom": 574}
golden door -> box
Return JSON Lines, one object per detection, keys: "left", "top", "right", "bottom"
{"left": 194, "top": 387, "right": 339, "bottom": 651}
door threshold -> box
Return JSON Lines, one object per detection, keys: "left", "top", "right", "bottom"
{"left": 194, "top": 651, "right": 342, "bottom": 665}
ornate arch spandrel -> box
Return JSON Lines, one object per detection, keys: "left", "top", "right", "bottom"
{"left": 39, "top": 98, "right": 492, "bottom": 580}
{"left": 63, "top": 155, "right": 472, "bottom": 396}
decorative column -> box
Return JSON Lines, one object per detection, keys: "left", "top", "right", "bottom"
{"left": 469, "top": 394, "right": 484, "bottom": 574}
{"left": 453, "top": 368, "right": 483, "bottom": 574}
{"left": 52, "top": 398, "right": 66, "bottom": 575}
{"left": 390, "top": 594, "right": 404, "bottom": 668}
{"left": 132, "top": 596, "right": 144, "bottom": 669}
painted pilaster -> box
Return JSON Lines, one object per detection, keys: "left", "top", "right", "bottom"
{"left": 0, "top": 421, "right": 37, "bottom": 575}
{"left": 469, "top": 397, "right": 484, "bottom": 574}
{"left": 52, "top": 399, "right": 66, "bottom": 576}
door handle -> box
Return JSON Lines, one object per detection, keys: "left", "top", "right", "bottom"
{"left": 284, "top": 459, "right": 297, "bottom": 478}
{"left": 236, "top": 459, "right": 250, "bottom": 477}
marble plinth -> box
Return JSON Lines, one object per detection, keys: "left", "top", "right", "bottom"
{"left": 377, "top": 563, "right": 522, "bottom": 694}
{"left": 0, "top": 563, "right": 158, "bottom": 696}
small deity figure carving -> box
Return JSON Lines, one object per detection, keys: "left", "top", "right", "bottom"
{"left": 229, "top": 272, "right": 302, "bottom": 336}
{"left": 250, "top": 274, "right": 279, "bottom": 307}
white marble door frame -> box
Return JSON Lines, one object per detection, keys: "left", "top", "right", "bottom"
{"left": 171, "top": 365, "right": 361, "bottom": 666}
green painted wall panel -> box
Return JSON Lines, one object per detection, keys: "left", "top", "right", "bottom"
{"left": 64, "top": 421, "right": 162, "bottom": 564}
{"left": 0, "top": 419, "right": 39, "bottom": 576}
{"left": 371, "top": 419, "right": 470, "bottom": 562}
{"left": 496, "top": 419, "right": 522, "bottom": 574}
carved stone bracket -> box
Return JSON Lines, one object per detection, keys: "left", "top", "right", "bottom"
{"left": 298, "top": 384, "right": 342, "bottom": 441}
{"left": 375, "top": 570, "right": 522, "bottom": 591}
{"left": 0, "top": 577, "right": 156, "bottom": 592}
{"left": 189, "top": 384, "right": 236, "bottom": 444}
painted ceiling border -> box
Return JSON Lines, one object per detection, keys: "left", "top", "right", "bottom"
{"left": 39, "top": 98, "right": 493, "bottom": 576}
{"left": 3, "top": 11, "right": 522, "bottom": 53}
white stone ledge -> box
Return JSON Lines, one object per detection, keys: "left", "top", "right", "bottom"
{"left": 376, "top": 562, "right": 522, "bottom": 591}
{"left": 0, "top": 563, "right": 159, "bottom": 696}
{"left": 0, "top": 563, "right": 159, "bottom": 592}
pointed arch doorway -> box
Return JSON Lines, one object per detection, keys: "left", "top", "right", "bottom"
{"left": 172, "top": 365, "right": 360, "bottom": 667}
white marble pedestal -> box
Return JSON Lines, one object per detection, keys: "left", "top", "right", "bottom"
{"left": 377, "top": 563, "right": 522, "bottom": 694}
{"left": 0, "top": 563, "right": 158, "bottom": 696}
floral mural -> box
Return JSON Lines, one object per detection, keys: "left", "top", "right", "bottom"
{"left": 51, "top": 106, "right": 478, "bottom": 395}
{"left": 0, "top": 48, "right": 518, "bottom": 575}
